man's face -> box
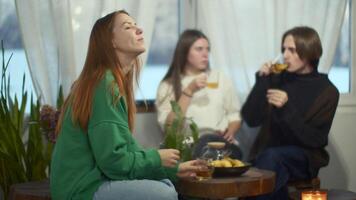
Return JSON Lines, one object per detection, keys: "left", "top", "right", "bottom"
{"left": 283, "top": 35, "right": 313, "bottom": 74}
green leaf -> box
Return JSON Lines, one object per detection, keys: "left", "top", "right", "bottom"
{"left": 4, "top": 53, "right": 13, "bottom": 79}
{"left": 189, "top": 120, "right": 199, "bottom": 143}
{"left": 57, "top": 85, "right": 64, "bottom": 109}
{"left": 181, "top": 145, "right": 192, "bottom": 161}
{"left": 6, "top": 75, "right": 10, "bottom": 104}
{"left": 171, "top": 101, "right": 183, "bottom": 121}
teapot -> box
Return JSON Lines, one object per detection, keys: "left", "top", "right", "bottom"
{"left": 200, "top": 142, "right": 230, "bottom": 161}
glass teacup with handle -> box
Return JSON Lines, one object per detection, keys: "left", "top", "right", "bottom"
{"left": 195, "top": 159, "right": 214, "bottom": 181}
{"left": 271, "top": 54, "right": 288, "bottom": 74}
{"left": 270, "top": 54, "right": 288, "bottom": 88}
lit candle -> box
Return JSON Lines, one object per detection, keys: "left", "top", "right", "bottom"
{"left": 302, "top": 190, "right": 327, "bottom": 200}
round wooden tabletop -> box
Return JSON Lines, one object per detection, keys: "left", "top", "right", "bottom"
{"left": 176, "top": 167, "right": 275, "bottom": 199}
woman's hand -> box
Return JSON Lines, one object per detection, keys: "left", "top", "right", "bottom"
{"left": 158, "top": 149, "right": 180, "bottom": 167}
{"left": 217, "top": 121, "right": 241, "bottom": 144}
{"left": 217, "top": 129, "right": 235, "bottom": 143}
{"left": 266, "top": 89, "right": 288, "bottom": 108}
{"left": 184, "top": 73, "right": 208, "bottom": 95}
{"left": 177, "top": 160, "right": 207, "bottom": 179}
{"left": 258, "top": 61, "right": 273, "bottom": 76}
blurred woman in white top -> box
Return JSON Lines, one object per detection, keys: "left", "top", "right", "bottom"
{"left": 155, "top": 29, "right": 242, "bottom": 159}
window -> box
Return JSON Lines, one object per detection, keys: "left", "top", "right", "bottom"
{"left": 331, "top": 0, "right": 356, "bottom": 106}
{"left": 0, "top": 0, "right": 36, "bottom": 112}
{"left": 329, "top": 0, "right": 351, "bottom": 94}
{"left": 135, "top": 0, "right": 179, "bottom": 102}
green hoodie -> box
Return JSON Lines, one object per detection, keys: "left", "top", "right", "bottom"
{"left": 50, "top": 71, "right": 178, "bottom": 200}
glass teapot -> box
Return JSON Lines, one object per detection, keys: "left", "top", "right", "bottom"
{"left": 200, "top": 142, "right": 230, "bottom": 161}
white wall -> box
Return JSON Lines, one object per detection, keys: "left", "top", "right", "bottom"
{"left": 134, "top": 106, "right": 356, "bottom": 192}
{"left": 319, "top": 106, "right": 356, "bottom": 191}
{"left": 134, "top": 113, "right": 163, "bottom": 148}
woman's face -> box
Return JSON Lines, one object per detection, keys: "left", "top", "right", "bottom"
{"left": 111, "top": 13, "right": 145, "bottom": 56}
{"left": 186, "top": 38, "right": 210, "bottom": 72}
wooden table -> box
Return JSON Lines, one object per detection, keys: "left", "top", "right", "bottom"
{"left": 176, "top": 168, "right": 275, "bottom": 199}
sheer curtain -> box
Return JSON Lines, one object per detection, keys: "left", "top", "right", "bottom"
{"left": 195, "top": 0, "right": 346, "bottom": 160}
{"left": 197, "top": 0, "right": 347, "bottom": 101}
{"left": 15, "top": 0, "right": 159, "bottom": 105}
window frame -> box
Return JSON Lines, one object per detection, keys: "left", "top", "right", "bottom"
{"left": 339, "top": 1, "right": 356, "bottom": 106}
{"left": 136, "top": 0, "right": 183, "bottom": 113}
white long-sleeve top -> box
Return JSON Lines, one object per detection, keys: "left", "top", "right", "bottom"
{"left": 155, "top": 69, "right": 241, "bottom": 135}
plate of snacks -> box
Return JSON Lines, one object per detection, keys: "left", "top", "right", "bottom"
{"left": 210, "top": 157, "right": 251, "bottom": 177}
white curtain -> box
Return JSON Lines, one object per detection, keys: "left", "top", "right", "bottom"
{"left": 196, "top": 0, "right": 347, "bottom": 101}
{"left": 15, "top": 0, "right": 159, "bottom": 105}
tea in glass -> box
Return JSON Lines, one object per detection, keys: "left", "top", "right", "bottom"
{"left": 207, "top": 82, "right": 219, "bottom": 88}
{"left": 196, "top": 164, "right": 214, "bottom": 181}
{"left": 271, "top": 53, "right": 288, "bottom": 74}
{"left": 207, "top": 72, "right": 219, "bottom": 89}
{"left": 271, "top": 63, "right": 288, "bottom": 74}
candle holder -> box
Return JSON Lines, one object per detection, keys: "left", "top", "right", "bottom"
{"left": 301, "top": 190, "right": 327, "bottom": 200}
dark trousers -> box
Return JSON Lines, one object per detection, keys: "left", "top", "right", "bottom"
{"left": 247, "top": 146, "right": 311, "bottom": 200}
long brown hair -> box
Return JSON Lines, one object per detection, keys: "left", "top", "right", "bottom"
{"left": 282, "top": 26, "right": 322, "bottom": 69}
{"left": 162, "top": 29, "right": 209, "bottom": 100}
{"left": 56, "top": 10, "right": 140, "bottom": 134}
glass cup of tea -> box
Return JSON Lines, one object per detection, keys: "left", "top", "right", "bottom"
{"left": 195, "top": 158, "right": 214, "bottom": 181}
{"left": 271, "top": 54, "right": 288, "bottom": 74}
{"left": 206, "top": 71, "right": 219, "bottom": 89}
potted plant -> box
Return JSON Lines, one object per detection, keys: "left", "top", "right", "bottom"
{"left": 0, "top": 41, "right": 62, "bottom": 199}
{"left": 162, "top": 101, "right": 199, "bottom": 161}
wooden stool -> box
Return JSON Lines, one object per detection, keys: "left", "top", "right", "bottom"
{"left": 288, "top": 177, "right": 320, "bottom": 200}
{"left": 8, "top": 179, "right": 51, "bottom": 200}
{"left": 288, "top": 177, "right": 320, "bottom": 190}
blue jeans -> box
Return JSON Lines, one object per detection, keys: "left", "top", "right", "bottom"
{"left": 93, "top": 179, "right": 178, "bottom": 200}
{"left": 247, "top": 146, "right": 310, "bottom": 200}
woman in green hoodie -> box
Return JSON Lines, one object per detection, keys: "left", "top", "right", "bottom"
{"left": 50, "top": 10, "right": 204, "bottom": 200}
